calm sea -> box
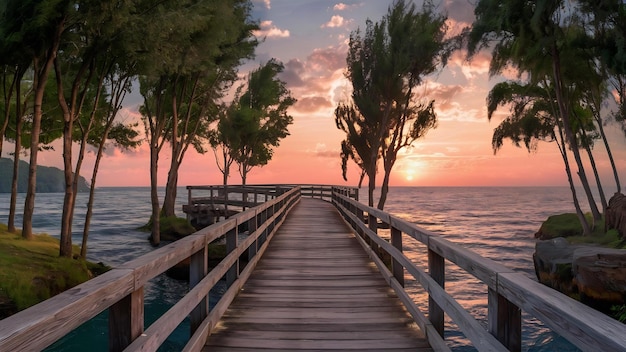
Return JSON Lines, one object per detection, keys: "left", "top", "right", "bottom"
{"left": 0, "top": 186, "right": 588, "bottom": 351}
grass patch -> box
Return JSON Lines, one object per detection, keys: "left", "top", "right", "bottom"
{"left": 537, "top": 213, "right": 626, "bottom": 248}
{"left": 567, "top": 229, "right": 626, "bottom": 249}
{"left": 140, "top": 216, "right": 196, "bottom": 241}
{"left": 0, "top": 223, "right": 109, "bottom": 316}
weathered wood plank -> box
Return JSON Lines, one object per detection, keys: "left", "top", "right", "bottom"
{"left": 204, "top": 198, "right": 431, "bottom": 351}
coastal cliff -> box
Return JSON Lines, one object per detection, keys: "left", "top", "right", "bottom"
{"left": 0, "top": 158, "right": 89, "bottom": 193}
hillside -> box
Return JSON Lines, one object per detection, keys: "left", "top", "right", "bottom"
{"left": 0, "top": 158, "right": 90, "bottom": 193}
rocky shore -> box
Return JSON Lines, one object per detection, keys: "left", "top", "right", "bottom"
{"left": 534, "top": 238, "right": 626, "bottom": 312}
{"left": 533, "top": 193, "right": 626, "bottom": 316}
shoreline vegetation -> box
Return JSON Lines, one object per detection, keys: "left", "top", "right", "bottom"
{"left": 0, "top": 223, "right": 109, "bottom": 319}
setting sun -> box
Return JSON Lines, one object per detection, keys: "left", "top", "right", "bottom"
{"left": 405, "top": 170, "right": 416, "bottom": 181}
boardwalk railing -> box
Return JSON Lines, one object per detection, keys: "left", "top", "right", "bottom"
{"left": 331, "top": 189, "right": 626, "bottom": 352}
{"left": 0, "top": 185, "right": 303, "bottom": 351}
{"left": 184, "top": 184, "right": 358, "bottom": 214}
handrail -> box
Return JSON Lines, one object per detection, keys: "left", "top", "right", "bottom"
{"left": 0, "top": 186, "right": 302, "bottom": 352}
{"left": 331, "top": 190, "right": 626, "bottom": 352}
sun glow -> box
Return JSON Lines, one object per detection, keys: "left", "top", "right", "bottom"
{"left": 405, "top": 171, "right": 416, "bottom": 181}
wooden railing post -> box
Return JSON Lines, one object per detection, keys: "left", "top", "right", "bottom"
{"left": 225, "top": 224, "right": 238, "bottom": 287}
{"left": 247, "top": 210, "right": 259, "bottom": 260}
{"left": 189, "top": 246, "right": 208, "bottom": 333}
{"left": 187, "top": 187, "right": 192, "bottom": 222}
{"left": 109, "top": 288, "right": 144, "bottom": 352}
{"left": 428, "top": 248, "right": 445, "bottom": 337}
{"left": 368, "top": 213, "right": 377, "bottom": 250}
{"left": 488, "top": 288, "right": 521, "bottom": 352}
{"left": 356, "top": 207, "right": 364, "bottom": 237}
{"left": 390, "top": 226, "right": 404, "bottom": 287}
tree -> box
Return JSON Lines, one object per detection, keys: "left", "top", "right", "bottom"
{"left": 0, "top": 9, "right": 33, "bottom": 232}
{"left": 487, "top": 80, "right": 593, "bottom": 234}
{"left": 229, "top": 59, "right": 295, "bottom": 185}
{"left": 335, "top": 103, "right": 373, "bottom": 189}
{"left": 340, "top": 0, "right": 450, "bottom": 209}
{"left": 0, "top": 0, "right": 71, "bottom": 240}
{"left": 210, "top": 104, "right": 238, "bottom": 186}
{"left": 138, "top": 0, "right": 257, "bottom": 245}
{"left": 79, "top": 70, "right": 140, "bottom": 258}
{"left": 577, "top": 0, "right": 625, "bottom": 194}
{"left": 468, "top": 0, "right": 605, "bottom": 232}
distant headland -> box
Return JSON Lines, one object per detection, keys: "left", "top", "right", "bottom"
{"left": 0, "top": 158, "right": 89, "bottom": 193}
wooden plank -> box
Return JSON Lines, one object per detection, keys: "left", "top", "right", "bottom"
{"left": 204, "top": 198, "right": 431, "bottom": 352}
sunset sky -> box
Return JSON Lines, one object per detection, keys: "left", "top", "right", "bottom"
{"left": 6, "top": 0, "right": 626, "bottom": 188}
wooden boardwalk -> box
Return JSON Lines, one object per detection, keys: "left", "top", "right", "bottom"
{"left": 204, "top": 198, "right": 432, "bottom": 351}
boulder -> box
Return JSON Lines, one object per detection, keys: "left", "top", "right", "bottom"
{"left": 606, "top": 192, "right": 626, "bottom": 240}
{"left": 533, "top": 237, "right": 578, "bottom": 295}
{"left": 573, "top": 247, "right": 626, "bottom": 311}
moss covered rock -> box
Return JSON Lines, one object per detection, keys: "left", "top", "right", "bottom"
{"left": 535, "top": 213, "right": 585, "bottom": 240}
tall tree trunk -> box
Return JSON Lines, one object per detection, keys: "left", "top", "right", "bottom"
{"left": 377, "top": 170, "right": 390, "bottom": 210}
{"left": 8, "top": 74, "right": 24, "bottom": 234}
{"left": 582, "top": 133, "right": 607, "bottom": 215}
{"left": 556, "top": 125, "right": 592, "bottom": 235}
{"left": 367, "top": 164, "right": 376, "bottom": 208}
{"left": 162, "top": 161, "right": 179, "bottom": 217}
{"left": 8, "top": 118, "right": 21, "bottom": 233}
{"left": 81, "top": 72, "right": 128, "bottom": 258}
{"left": 149, "top": 141, "right": 160, "bottom": 246}
{"left": 551, "top": 47, "right": 601, "bottom": 223}
{"left": 59, "top": 113, "right": 75, "bottom": 257}
{"left": 593, "top": 108, "right": 621, "bottom": 193}
{"left": 222, "top": 148, "right": 231, "bottom": 186}
{"left": 82, "top": 153, "right": 101, "bottom": 258}
{"left": 357, "top": 170, "right": 366, "bottom": 189}
{"left": 81, "top": 120, "right": 112, "bottom": 258}
{"left": 23, "top": 46, "right": 60, "bottom": 239}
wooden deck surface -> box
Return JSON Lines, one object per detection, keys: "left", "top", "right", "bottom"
{"left": 204, "top": 198, "right": 432, "bottom": 351}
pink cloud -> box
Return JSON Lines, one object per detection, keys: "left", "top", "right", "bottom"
{"left": 322, "top": 15, "right": 352, "bottom": 29}
{"left": 253, "top": 20, "right": 289, "bottom": 39}
{"left": 254, "top": 0, "right": 271, "bottom": 10}
{"left": 333, "top": 3, "right": 362, "bottom": 11}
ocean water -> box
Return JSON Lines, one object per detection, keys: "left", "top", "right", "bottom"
{"left": 364, "top": 187, "right": 583, "bottom": 351}
{"left": 0, "top": 186, "right": 591, "bottom": 351}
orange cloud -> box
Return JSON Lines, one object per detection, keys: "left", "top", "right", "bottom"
{"left": 293, "top": 96, "right": 333, "bottom": 114}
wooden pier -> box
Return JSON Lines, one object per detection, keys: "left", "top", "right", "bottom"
{"left": 1, "top": 184, "right": 625, "bottom": 352}
{"left": 204, "top": 198, "right": 431, "bottom": 351}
